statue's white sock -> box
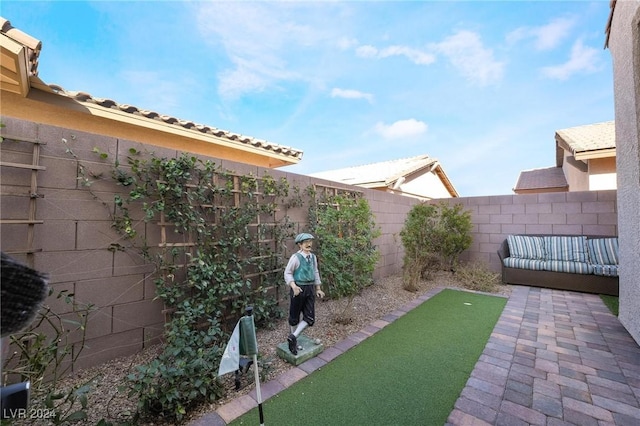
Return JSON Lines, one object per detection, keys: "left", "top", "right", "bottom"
{"left": 293, "top": 320, "right": 309, "bottom": 337}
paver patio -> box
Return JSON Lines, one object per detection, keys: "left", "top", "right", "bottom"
{"left": 190, "top": 286, "right": 640, "bottom": 426}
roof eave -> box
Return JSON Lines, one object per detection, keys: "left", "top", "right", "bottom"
{"left": 2, "top": 87, "right": 301, "bottom": 168}
{"left": 574, "top": 148, "right": 617, "bottom": 161}
{"left": 433, "top": 164, "right": 460, "bottom": 197}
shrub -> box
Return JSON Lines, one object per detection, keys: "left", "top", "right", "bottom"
{"left": 309, "top": 192, "right": 381, "bottom": 323}
{"left": 399, "top": 202, "right": 473, "bottom": 291}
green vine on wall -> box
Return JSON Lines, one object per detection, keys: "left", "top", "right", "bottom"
{"left": 308, "top": 189, "right": 381, "bottom": 324}
{"left": 57, "top": 142, "right": 381, "bottom": 422}
{"left": 111, "top": 152, "right": 293, "bottom": 421}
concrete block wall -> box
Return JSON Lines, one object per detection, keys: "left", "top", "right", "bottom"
{"left": 0, "top": 117, "right": 421, "bottom": 371}
{"left": 430, "top": 190, "right": 618, "bottom": 273}
{"left": 0, "top": 116, "right": 618, "bottom": 371}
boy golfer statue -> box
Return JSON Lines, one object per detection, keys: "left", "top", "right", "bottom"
{"left": 284, "top": 233, "right": 324, "bottom": 355}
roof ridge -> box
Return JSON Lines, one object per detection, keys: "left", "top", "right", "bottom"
{"left": 321, "top": 154, "right": 433, "bottom": 171}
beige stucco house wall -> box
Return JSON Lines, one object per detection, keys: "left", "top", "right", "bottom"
{"left": 607, "top": 0, "right": 640, "bottom": 345}
{"left": 396, "top": 171, "right": 454, "bottom": 199}
{"left": 561, "top": 153, "right": 617, "bottom": 191}
{"left": 588, "top": 157, "right": 617, "bottom": 190}
{"left": 311, "top": 155, "right": 459, "bottom": 200}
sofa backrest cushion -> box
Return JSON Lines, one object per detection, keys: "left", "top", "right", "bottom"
{"left": 587, "top": 237, "right": 619, "bottom": 266}
{"left": 543, "top": 236, "right": 588, "bottom": 262}
{"left": 507, "top": 235, "right": 546, "bottom": 260}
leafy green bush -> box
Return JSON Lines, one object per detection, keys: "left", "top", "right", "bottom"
{"left": 400, "top": 202, "right": 473, "bottom": 291}
{"left": 112, "top": 153, "right": 289, "bottom": 421}
{"left": 309, "top": 192, "right": 381, "bottom": 323}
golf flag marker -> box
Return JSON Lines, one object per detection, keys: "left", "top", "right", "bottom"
{"left": 218, "top": 321, "right": 241, "bottom": 376}
{"left": 217, "top": 307, "right": 265, "bottom": 425}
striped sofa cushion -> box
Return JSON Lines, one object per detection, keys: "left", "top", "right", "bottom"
{"left": 544, "top": 260, "right": 593, "bottom": 274}
{"left": 507, "top": 235, "right": 546, "bottom": 260}
{"left": 543, "top": 236, "right": 588, "bottom": 262}
{"left": 587, "top": 238, "right": 619, "bottom": 266}
{"left": 592, "top": 264, "right": 619, "bottom": 277}
{"left": 503, "top": 258, "right": 547, "bottom": 271}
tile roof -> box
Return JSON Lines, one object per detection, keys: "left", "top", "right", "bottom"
{"left": 310, "top": 154, "right": 439, "bottom": 187}
{"left": 555, "top": 121, "right": 615, "bottom": 155}
{"left": 0, "top": 17, "right": 303, "bottom": 163}
{"left": 47, "top": 85, "right": 304, "bottom": 160}
{"left": 513, "top": 166, "right": 568, "bottom": 192}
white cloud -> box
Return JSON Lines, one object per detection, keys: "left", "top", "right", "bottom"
{"left": 331, "top": 88, "right": 374, "bottom": 103}
{"left": 355, "top": 44, "right": 435, "bottom": 65}
{"left": 533, "top": 17, "right": 576, "bottom": 50}
{"left": 194, "top": 2, "right": 333, "bottom": 99}
{"left": 374, "top": 119, "right": 428, "bottom": 139}
{"left": 507, "top": 17, "right": 576, "bottom": 51}
{"left": 337, "top": 37, "right": 359, "bottom": 50}
{"left": 540, "top": 39, "right": 601, "bottom": 80}
{"left": 430, "top": 30, "right": 504, "bottom": 87}
{"left": 379, "top": 46, "right": 436, "bottom": 65}
{"left": 356, "top": 45, "right": 379, "bottom": 58}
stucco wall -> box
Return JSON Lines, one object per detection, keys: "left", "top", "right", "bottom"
{"left": 563, "top": 151, "right": 589, "bottom": 191}
{"left": 397, "top": 171, "right": 452, "bottom": 199}
{"left": 589, "top": 157, "right": 617, "bottom": 190}
{"left": 608, "top": 1, "right": 640, "bottom": 345}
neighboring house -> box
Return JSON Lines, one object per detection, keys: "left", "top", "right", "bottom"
{"left": 0, "top": 17, "right": 302, "bottom": 168}
{"left": 513, "top": 121, "right": 615, "bottom": 194}
{"left": 310, "top": 155, "right": 459, "bottom": 200}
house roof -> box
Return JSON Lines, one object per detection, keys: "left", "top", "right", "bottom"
{"left": 513, "top": 166, "right": 568, "bottom": 193}
{"left": 0, "top": 17, "right": 302, "bottom": 168}
{"left": 310, "top": 154, "right": 459, "bottom": 197}
{"left": 555, "top": 121, "right": 616, "bottom": 161}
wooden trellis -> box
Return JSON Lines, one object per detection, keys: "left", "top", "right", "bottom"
{"left": 155, "top": 172, "right": 286, "bottom": 324}
{"left": 0, "top": 134, "right": 46, "bottom": 268}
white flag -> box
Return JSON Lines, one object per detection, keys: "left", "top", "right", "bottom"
{"left": 218, "top": 321, "right": 240, "bottom": 376}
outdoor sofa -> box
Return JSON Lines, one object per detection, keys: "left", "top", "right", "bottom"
{"left": 497, "top": 234, "right": 619, "bottom": 296}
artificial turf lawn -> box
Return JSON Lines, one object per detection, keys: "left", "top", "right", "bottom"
{"left": 230, "top": 289, "right": 507, "bottom": 426}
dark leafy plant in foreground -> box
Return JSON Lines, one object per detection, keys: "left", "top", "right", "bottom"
{"left": 1, "top": 289, "right": 95, "bottom": 425}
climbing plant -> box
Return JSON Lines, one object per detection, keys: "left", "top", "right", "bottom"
{"left": 59, "top": 144, "right": 382, "bottom": 422}
{"left": 308, "top": 188, "right": 381, "bottom": 323}
{"left": 111, "top": 152, "right": 293, "bottom": 421}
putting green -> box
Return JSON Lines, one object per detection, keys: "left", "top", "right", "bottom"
{"left": 230, "top": 289, "right": 507, "bottom": 425}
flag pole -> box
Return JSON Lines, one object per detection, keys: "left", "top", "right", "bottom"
{"left": 241, "top": 306, "right": 264, "bottom": 425}
{"left": 253, "top": 351, "right": 264, "bottom": 426}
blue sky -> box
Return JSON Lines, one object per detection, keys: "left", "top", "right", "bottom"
{"left": 2, "top": 1, "right": 614, "bottom": 196}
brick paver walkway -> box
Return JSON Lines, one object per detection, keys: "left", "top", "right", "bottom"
{"left": 448, "top": 286, "right": 640, "bottom": 426}
{"left": 190, "top": 286, "right": 640, "bottom": 426}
